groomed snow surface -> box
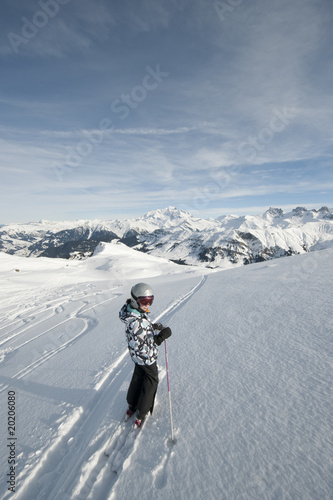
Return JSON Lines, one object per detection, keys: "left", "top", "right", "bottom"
{"left": 0, "top": 242, "right": 332, "bottom": 499}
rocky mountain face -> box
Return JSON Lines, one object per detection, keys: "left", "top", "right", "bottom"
{"left": 1, "top": 206, "right": 332, "bottom": 268}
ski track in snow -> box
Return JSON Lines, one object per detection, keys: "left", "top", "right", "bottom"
{"left": 1, "top": 248, "right": 332, "bottom": 500}
{"left": 13, "top": 355, "right": 132, "bottom": 500}
{"left": 0, "top": 287, "right": 122, "bottom": 395}
{"left": 1, "top": 276, "right": 204, "bottom": 500}
{"left": 154, "top": 274, "right": 207, "bottom": 325}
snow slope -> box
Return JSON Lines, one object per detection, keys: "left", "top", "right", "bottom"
{"left": 0, "top": 243, "right": 332, "bottom": 499}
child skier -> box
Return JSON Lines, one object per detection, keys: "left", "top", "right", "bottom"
{"left": 119, "top": 282, "right": 172, "bottom": 428}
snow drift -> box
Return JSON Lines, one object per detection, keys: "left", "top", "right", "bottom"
{"left": 0, "top": 243, "right": 332, "bottom": 499}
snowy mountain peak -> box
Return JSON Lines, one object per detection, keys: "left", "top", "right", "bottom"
{"left": 0, "top": 206, "right": 332, "bottom": 267}
{"left": 265, "top": 207, "right": 284, "bottom": 218}
{"left": 143, "top": 206, "right": 191, "bottom": 221}
{"left": 292, "top": 206, "right": 308, "bottom": 215}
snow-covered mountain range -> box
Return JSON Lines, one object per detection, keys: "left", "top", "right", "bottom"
{"left": 1, "top": 206, "right": 332, "bottom": 269}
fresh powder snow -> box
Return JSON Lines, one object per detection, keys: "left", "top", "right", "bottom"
{"left": 0, "top": 242, "right": 332, "bottom": 499}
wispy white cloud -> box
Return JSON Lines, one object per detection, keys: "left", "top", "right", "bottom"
{"left": 1, "top": 0, "right": 332, "bottom": 223}
{"left": 39, "top": 126, "right": 196, "bottom": 138}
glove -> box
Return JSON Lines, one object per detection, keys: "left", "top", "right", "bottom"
{"left": 153, "top": 322, "right": 164, "bottom": 331}
{"left": 155, "top": 327, "right": 172, "bottom": 346}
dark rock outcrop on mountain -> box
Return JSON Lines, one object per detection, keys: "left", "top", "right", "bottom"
{"left": 0, "top": 206, "right": 332, "bottom": 268}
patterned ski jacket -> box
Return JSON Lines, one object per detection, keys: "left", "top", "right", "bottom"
{"left": 119, "top": 300, "right": 158, "bottom": 366}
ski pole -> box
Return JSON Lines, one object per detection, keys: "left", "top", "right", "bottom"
{"left": 164, "top": 340, "right": 176, "bottom": 444}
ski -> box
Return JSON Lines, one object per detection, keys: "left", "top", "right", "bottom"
{"left": 124, "top": 410, "right": 135, "bottom": 422}
{"left": 104, "top": 411, "right": 146, "bottom": 474}
{"left": 133, "top": 418, "right": 145, "bottom": 430}
{"left": 110, "top": 421, "right": 143, "bottom": 473}
{"left": 104, "top": 411, "right": 134, "bottom": 458}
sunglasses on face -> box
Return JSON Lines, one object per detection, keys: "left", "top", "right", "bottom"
{"left": 137, "top": 296, "right": 154, "bottom": 307}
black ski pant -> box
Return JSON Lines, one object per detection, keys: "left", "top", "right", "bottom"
{"left": 127, "top": 362, "right": 159, "bottom": 416}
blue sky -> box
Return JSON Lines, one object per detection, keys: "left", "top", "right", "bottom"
{"left": 1, "top": 0, "right": 332, "bottom": 223}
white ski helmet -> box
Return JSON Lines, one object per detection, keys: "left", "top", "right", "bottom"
{"left": 131, "top": 282, "right": 154, "bottom": 310}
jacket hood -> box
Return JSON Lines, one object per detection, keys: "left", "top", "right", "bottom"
{"left": 119, "top": 300, "right": 149, "bottom": 324}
